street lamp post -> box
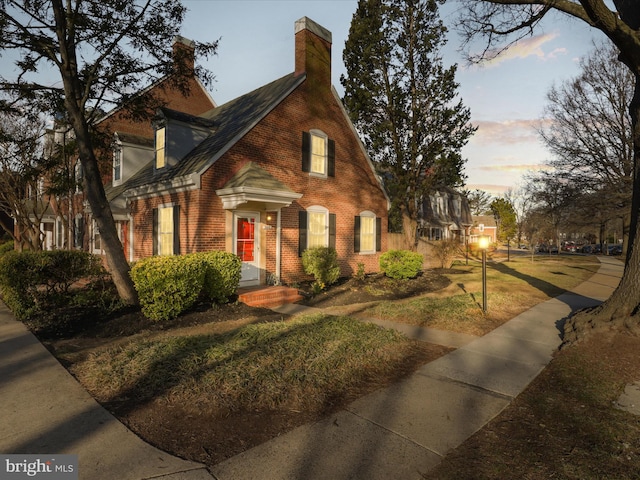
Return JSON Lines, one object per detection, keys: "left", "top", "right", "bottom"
{"left": 478, "top": 235, "right": 490, "bottom": 313}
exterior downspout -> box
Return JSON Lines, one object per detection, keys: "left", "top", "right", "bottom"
{"left": 128, "top": 212, "right": 134, "bottom": 262}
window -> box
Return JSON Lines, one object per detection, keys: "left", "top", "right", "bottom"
{"left": 298, "top": 207, "right": 336, "bottom": 256}
{"left": 113, "top": 147, "right": 122, "bottom": 184}
{"left": 153, "top": 205, "right": 179, "bottom": 255}
{"left": 430, "top": 227, "right": 442, "bottom": 241}
{"left": 92, "top": 220, "right": 101, "bottom": 253}
{"left": 155, "top": 126, "right": 166, "bottom": 170}
{"left": 302, "top": 131, "right": 335, "bottom": 177}
{"left": 355, "top": 212, "right": 381, "bottom": 253}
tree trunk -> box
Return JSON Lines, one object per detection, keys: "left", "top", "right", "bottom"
{"left": 565, "top": 73, "right": 640, "bottom": 342}
{"left": 72, "top": 121, "right": 138, "bottom": 305}
{"left": 53, "top": 1, "right": 138, "bottom": 306}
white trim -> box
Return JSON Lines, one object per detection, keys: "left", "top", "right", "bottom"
{"left": 215, "top": 186, "right": 303, "bottom": 210}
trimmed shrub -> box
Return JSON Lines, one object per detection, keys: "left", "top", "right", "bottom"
{"left": 0, "top": 241, "right": 14, "bottom": 257}
{"left": 302, "top": 246, "right": 340, "bottom": 290}
{"left": 0, "top": 250, "right": 104, "bottom": 320}
{"left": 130, "top": 255, "right": 207, "bottom": 322}
{"left": 194, "top": 251, "right": 242, "bottom": 303}
{"left": 379, "top": 250, "right": 423, "bottom": 279}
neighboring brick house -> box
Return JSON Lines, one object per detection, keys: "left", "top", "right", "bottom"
{"left": 38, "top": 36, "right": 216, "bottom": 253}
{"left": 470, "top": 215, "right": 498, "bottom": 244}
{"left": 113, "top": 17, "right": 389, "bottom": 287}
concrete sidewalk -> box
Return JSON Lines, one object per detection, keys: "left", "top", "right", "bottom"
{"left": 211, "top": 256, "right": 623, "bottom": 479}
{"left": 0, "top": 256, "right": 623, "bottom": 480}
{"left": 0, "top": 303, "right": 214, "bottom": 480}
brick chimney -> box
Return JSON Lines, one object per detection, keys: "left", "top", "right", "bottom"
{"left": 172, "top": 35, "right": 195, "bottom": 75}
{"left": 294, "top": 17, "right": 332, "bottom": 90}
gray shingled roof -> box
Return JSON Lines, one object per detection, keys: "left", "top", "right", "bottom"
{"left": 119, "top": 73, "right": 305, "bottom": 196}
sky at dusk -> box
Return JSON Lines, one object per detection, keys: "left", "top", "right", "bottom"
{"left": 182, "top": 0, "right": 602, "bottom": 196}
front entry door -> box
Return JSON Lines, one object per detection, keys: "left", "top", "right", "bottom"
{"left": 234, "top": 212, "right": 260, "bottom": 285}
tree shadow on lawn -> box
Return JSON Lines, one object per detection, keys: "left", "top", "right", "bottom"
{"left": 490, "top": 261, "right": 574, "bottom": 299}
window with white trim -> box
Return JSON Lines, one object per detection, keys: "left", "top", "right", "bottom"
{"left": 355, "top": 211, "right": 381, "bottom": 253}
{"left": 157, "top": 205, "right": 174, "bottom": 255}
{"left": 92, "top": 220, "right": 102, "bottom": 253}
{"left": 308, "top": 207, "right": 329, "bottom": 248}
{"left": 155, "top": 126, "right": 166, "bottom": 170}
{"left": 299, "top": 206, "right": 336, "bottom": 256}
{"left": 310, "top": 130, "right": 327, "bottom": 175}
{"left": 113, "top": 147, "right": 122, "bottom": 184}
{"left": 302, "top": 130, "right": 335, "bottom": 177}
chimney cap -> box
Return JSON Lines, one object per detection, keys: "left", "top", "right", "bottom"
{"left": 172, "top": 35, "right": 195, "bottom": 49}
{"left": 295, "top": 17, "right": 332, "bottom": 44}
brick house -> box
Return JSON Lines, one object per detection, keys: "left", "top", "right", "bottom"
{"left": 113, "top": 17, "right": 389, "bottom": 287}
{"left": 37, "top": 36, "right": 216, "bottom": 253}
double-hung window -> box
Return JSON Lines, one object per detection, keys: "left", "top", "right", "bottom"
{"left": 155, "top": 126, "right": 166, "bottom": 170}
{"left": 299, "top": 206, "right": 336, "bottom": 255}
{"left": 153, "top": 205, "right": 180, "bottom": 255}
{"left": 113, "top": 147, "right": 122, "bottom": 185}
{"left": 354, "top": 211, "right": 381, "bottom": 253}
{"left": 302, "top": 130, "right": 335, "bottom": 177}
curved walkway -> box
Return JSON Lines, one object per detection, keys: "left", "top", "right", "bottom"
{"left": 213, "top": 256, "right": 623, "bottom": 479}
{"left": 0, "top": 256, "right": 622, "bottom": 480}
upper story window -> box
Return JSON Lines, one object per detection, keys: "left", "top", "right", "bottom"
{"left": 113, "top": 147, "right": 122, "bottom": 185}
{"left": 155, "top": 126, "right": 166, "bottom": 170}
{"left": 311, "top": 130, "right": 327, "bottom": 175}
{"left": 302, "top": 130, "right": 335, "bottom": 177}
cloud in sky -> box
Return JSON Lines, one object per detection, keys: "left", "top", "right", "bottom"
{"left": 470, "top": 119, "right": 545, "bottom": 146}
{"left": 482, "top": 33, "right": 564, "bottom": 67}
{"left": 475, "top": 163, "right": 549, "bottom": 173}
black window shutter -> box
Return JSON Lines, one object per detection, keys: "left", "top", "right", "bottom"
{"left": 354, "top": 216, "right": 361, "bottom": 253}
{"left": 328, "top": 139, "right": 335, "bottom": 177}
{"left": 376, "top": 217, "right": 382, "bottom": 252}
{"left": 298, "top": 210, "right": 307, "bottom": 256}
{"left": 152, "top": 208, "right": 158, "bottom": 255}
{"left": 302, "top": 131, "right": 311, "bottom": 172}
{"left": 329, "top": 213, "right": 336, "bottom": 249}
{"left": 173, "top": 205, "right": 180, "bottom": 255}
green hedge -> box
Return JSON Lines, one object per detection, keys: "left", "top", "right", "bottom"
{"left": 194, "top": 251, "right": 242, "bottom": 303}
{"left": 379, "top": 250, "right": 423, "bottom": 280}
{"left": 0, "top": 250, "right": 104, "bottom": 320}
{"left": 130, "top": 251, "right": 242, "bottom": 322}
{"left": 302, "top": 246, "right": 340, "bottom": 290}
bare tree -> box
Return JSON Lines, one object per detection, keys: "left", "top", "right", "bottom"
{"left": 0, "top": 110, "right": 49, "bottom": 250}
{"left": 458, "top": 0, "right": 640, "bottom": 342}
{"left": 539, "top": 40, "right": 633, "bottom": 254}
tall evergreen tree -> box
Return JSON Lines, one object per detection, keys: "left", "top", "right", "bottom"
{"left": 341, "top": 0, "right": 476, "bottom": 240}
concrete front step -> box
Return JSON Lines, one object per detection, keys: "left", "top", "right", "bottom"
{"left": 238, "top": 286, "right": 304, "bottom": 308}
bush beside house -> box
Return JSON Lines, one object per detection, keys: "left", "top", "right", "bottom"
{"left": 130, "top": 252, "right": 242, "bottom": 321}
{"left": 379, "top": 250, "right": 423, "bottom": 280}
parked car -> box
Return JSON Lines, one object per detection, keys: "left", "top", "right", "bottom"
{"left": 608, "top": 244, "right": 623, "bottom": 255}
{"left": 550, "top": 245, "right": 559, "bottom": 254}
{"left": 581, "top": 244, "right": 593, "bottom": 254}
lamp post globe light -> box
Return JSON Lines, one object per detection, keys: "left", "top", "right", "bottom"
{"left": 477, "top": 235, "right": 490, "bottom": 313}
